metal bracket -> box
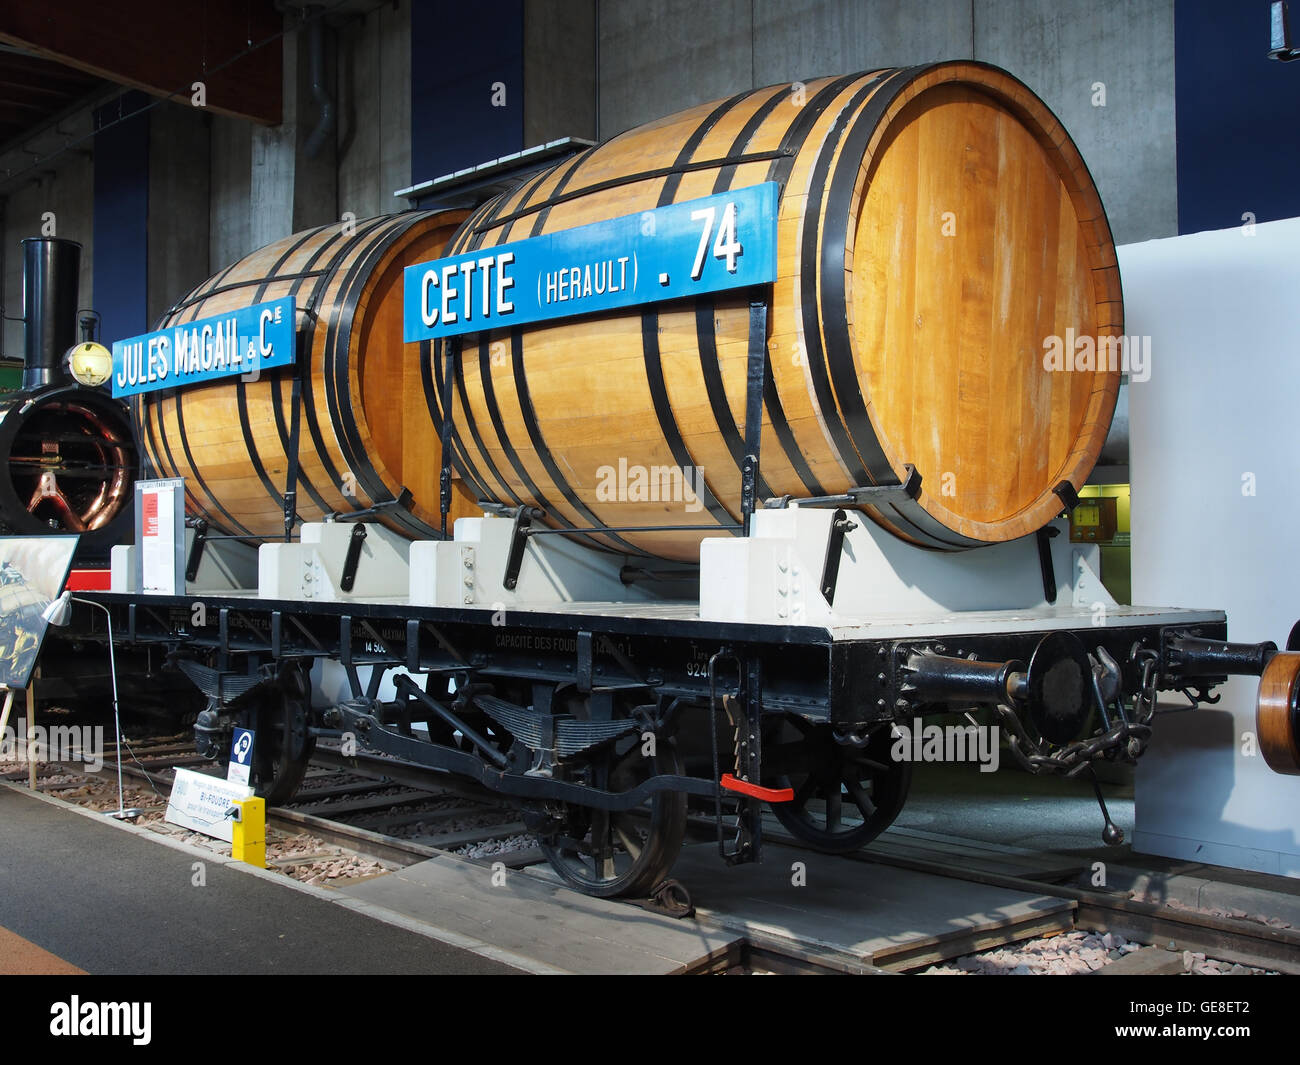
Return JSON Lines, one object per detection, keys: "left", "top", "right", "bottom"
{"left": 723, "top": 655, "right": 765, "bottom": 866}
{"left": 503, "top": 506, "right": 539, "bottom": 590}
{"left": 340, "top": 523, "right": 367, "bottom": 593}
{"left": 394, "top": 673, "right": 508, "bottom": 768}
{"left": 1036, "top": 525, "right": 1059, "bottom": 605}
{"left": 576, "top": 630, "right": 593, "bottom": 693}
{"left": 439, "top": 339, "right": 458, "bottom": 536}
{"left": 282, "top": 490, "right": 298, "bottom": 541}
{"left": 766, "top": 464, "right": 922, "bottom": 510}
{"left": 820, "top": 509, "right": 858, "bottom": 606}
{"left": 633, "top": 879, "right": 694, "bottom": 919}
{"left": 328, "top": 486, "right": 413, "bottom": 523}
{"left": 740, "top": 296, "right": 768, "bottom": 531}
{"left": 1053, "top": 479, "right": 1080, "bottom": 514}
{"left": 185, "top": 518, "right": 209, "bottom": 582}
{"left": 740, "top": 454, "right": 759, "bottom": 528}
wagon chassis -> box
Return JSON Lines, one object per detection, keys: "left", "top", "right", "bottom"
{"left": 52, "top": 586, "right": 1273, "bottom": 897}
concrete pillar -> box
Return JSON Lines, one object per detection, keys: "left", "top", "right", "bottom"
{"left": 248, "top": 13, "right": 338, "bottom": 251}
{"left": 338, "top": 1, "right": 411, "bottom": 219}
{"left": 525, "top": 0, "right": 598, "bottom": 145}
{"left": 250, "top": 21, "right": 299, "bottom": 250}
{"left": 292, "top": 17, "right": 339, "bottom": 232}
{"left": 209, "top": 114, "right": 253, "bottom": 272}
{"left": 148, "top": 102, "right": 211, "bottom": 326}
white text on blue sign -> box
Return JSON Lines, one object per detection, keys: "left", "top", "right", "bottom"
{"left": 112, "top": 296, "right": 296, "bottom": 398}
{"left": 402, "top": 183, "right": 778, "bottom": 341}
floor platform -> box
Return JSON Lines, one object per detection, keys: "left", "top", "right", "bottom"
{"left": 341, "top": 855, "right": 744, "bottom": 974}
{"left": 0, "top": 783, "right": 519, "bottom": 975}
{"left": 522, "top": 842, "right": 1076, "bottom": 971}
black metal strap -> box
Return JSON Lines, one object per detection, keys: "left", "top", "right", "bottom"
{"left": 820, "top": 510, "right": 857, "bottom": 606}
{"left": 503, "top": 506, "right": 540, "bottom": 590}
{"left": 184, "top": 519, "right": 209, "bottom": 583}
{"left": 166, "top": 270, "right": 330, "bottom": 316}
{"left": 161, "top": 269, "right": 330, "bottom": 318}
{"left": 283, "top": 364, "right": 304, "bottom": 541}
{"left": 1036, "top": 526, "right": 1059, "bottom": 605}
{"left": 340, "top": 523, "right": 367, "bottom": 593}
{"left": 741, "top": 297, "right": 768, "bottom": 531}
{"left": 477, "top": 149, "right": 792, "bottom": 233}
{"left": 439, "top": 339, "right": 458, "bottom": 536}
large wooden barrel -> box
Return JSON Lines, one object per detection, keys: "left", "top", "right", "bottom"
{"left": 136, "top": 211, "right": 481, "bottom": 540}
{"left": 439, "top": 62, "right": 1122, "bottom": 561}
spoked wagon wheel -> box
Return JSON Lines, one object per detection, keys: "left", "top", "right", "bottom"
{"left": 766, "top": 716, "right": 911, "bottom": 854}
{"left": 539, "top": 729, "right": 687, "bottom": 898}
{"left": 237, "top": 662, "right": 316, "bottom": 805}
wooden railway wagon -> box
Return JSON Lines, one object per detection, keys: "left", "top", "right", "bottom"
{"left": 40, "top": 63, "right": 1300, "bottom": 900}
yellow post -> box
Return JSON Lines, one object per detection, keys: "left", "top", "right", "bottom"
{"left": 231, "top": 796, "right": 267, "bottom": 868}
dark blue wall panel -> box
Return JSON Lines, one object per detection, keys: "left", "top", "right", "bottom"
{"left": 1176, "top": 0, "right": 1300, "bottom": 234}
{"left": 93, "top": 93, "right": 150, "bottom": 343}
{"left": 410, "top": 0, "right": 525, "bottom": 184}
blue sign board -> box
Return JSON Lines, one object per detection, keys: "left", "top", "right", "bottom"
{"left": 403, "top": 182, "right": 778, "bottom": 341}
{"left": 111, "top": 296, "right": 296, "bottom": 398}
{"left": 228, "top": 727, "right": 255, "bottom": 786}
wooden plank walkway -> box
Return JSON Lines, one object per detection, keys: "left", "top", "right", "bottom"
{"left": 515, "top": 841, "right": 1075, "bottom": 972}
{"left": 864, "top": 825, "right": 1089, "bottom": 882}
{"left": 651, "top": 842, "right": 1075, "bottom": 971}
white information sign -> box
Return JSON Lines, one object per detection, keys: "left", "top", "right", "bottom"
{"left": 135, "top": 478, "right": 185, "bottom": 595}
{"left": 165, "top": 767, "right": 253, "bottom": 843}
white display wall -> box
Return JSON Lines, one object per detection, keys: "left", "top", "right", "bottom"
{"left": 1124, "top": 217, "right": 1300, "bottom": 878}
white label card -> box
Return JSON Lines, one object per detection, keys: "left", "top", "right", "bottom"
{"left": 165, "top": 767, "right": 253, "bottom": 843}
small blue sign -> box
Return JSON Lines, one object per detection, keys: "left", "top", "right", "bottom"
{"left": 111, "top": 296, "right": 296, "bottom": 398}
{"left": 403, "top": 182, "right": 778, "bottom": 341}
{"left": 228, "top": 727, "right": 255, "bottom": 786}
{"left": 231, "top": 729, "right": 254, "bottom": 767}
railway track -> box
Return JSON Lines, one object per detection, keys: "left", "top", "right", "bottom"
{"left": 5, "top": 735, "right": 1295, "bottom": 975}
{"left": 2, "top": 734, "right": 539, "bottom": 880}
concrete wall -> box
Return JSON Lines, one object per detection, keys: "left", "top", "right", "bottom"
{"left": 753, "top": 0, "right": 974, "bottom": 83}
{"left": 0, "top": 110, "right": 96, "bottom": 360}
{"left": 597, "top": 0, "right": 754, "bottom": 141}
{"left": 595, "top": 0, "right": 1177, "bottom": 244}
{"left": 525, "top": 0, "right": 598, "bottom": 145}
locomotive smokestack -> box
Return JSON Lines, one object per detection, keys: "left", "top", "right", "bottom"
{"left": 21, "top": 236, "right": 81, "bottom": 392}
